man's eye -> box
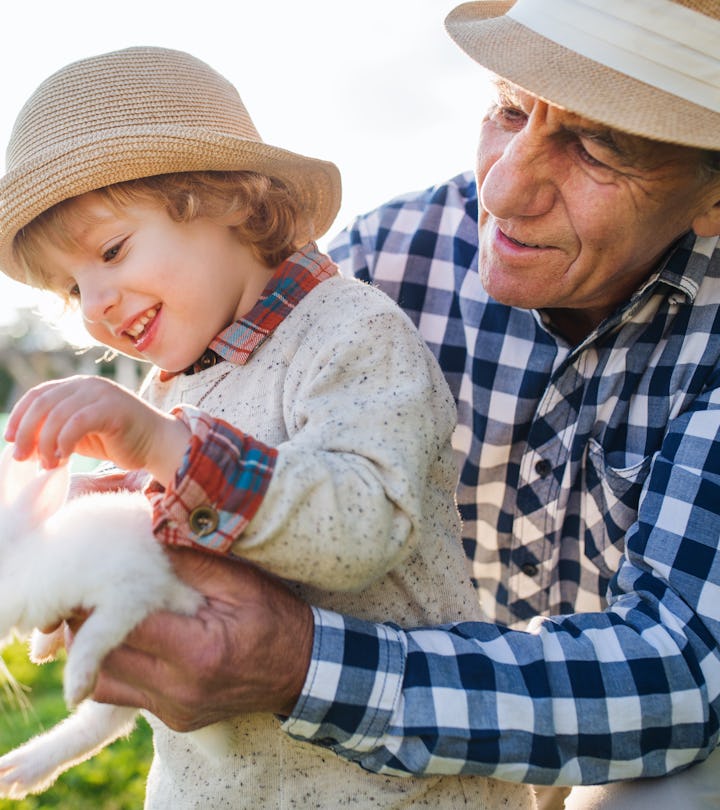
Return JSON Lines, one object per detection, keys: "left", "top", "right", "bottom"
{"left": 577, "top": 141, "right": 611, "bottom": 170}
{"left": 497, "top": 105, "right": 526, "bottom": 123}
{"left": 489, "top": 104, "right": 528, "bottom": 130}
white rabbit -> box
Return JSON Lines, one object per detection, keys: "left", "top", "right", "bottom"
{"left": 0, "top": 447, "right": 224, "bottom": 799}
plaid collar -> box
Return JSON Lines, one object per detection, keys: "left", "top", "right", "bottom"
{"left": 160, "top": 243, "right": 338, "bottom": 381}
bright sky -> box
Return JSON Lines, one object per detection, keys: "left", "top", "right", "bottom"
{"left": 0, "top": 0, "right": 491, "bottom": 336}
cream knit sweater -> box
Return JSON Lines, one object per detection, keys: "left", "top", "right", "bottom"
{"left": 141, "top": 274, "right": 535, "bottom": 809}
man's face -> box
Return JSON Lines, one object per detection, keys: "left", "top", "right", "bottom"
{"left": 476, "top": 82, "right": 720, "bottom": 341}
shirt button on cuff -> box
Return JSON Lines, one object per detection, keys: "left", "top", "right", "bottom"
{"left": 189, "top": 505, "right": 219, "bottom": 537}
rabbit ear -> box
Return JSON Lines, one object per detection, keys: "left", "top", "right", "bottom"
{"left": 25, "top": 466, "right": 70, "bottom": 528}
{"left": 0, "top": 446, "right": 69, "bottom": 528}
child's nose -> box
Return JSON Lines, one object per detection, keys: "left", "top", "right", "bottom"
{"left": 79, "top": 282, "right": 121, "bottom": 324}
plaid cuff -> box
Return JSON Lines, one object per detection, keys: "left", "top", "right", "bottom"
{"left": 283, "top": 608, "right": 405, "bottom": 754}
{"left": 147, "top": 406, "right": 277, "bottom": 553}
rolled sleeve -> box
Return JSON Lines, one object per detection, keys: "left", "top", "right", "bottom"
{"left": 146, "top": 405, "right": 277, "bottom": 553}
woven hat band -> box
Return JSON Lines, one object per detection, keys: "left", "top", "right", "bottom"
{"left": 507, "top": 0, "right": 720, "bottom": 113}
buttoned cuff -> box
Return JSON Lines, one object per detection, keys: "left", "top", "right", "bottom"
{"left": 146, "top": 405, "right": 277, "bottom": 553}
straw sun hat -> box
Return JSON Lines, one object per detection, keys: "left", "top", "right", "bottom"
{"left": 445, "top": 0, "right": 720, "bottom": 150}
{"left": 0, "top": 46, "right": 341, "bottom": 283}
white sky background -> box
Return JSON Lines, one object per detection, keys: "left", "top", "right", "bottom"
{"left": 0, "top": 0, "right": 491, "bottom": 339}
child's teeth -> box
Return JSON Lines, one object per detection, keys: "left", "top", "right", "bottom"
{"left": 127, "top": 308, "right": 157, "bottom": 339}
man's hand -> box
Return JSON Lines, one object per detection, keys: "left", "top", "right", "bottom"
{"left": 71, "top": 549, "right": 314, "bottom": 729}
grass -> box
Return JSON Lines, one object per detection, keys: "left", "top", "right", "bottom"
{"left": 0, "top": 639, "right": 152, "bottom": 809}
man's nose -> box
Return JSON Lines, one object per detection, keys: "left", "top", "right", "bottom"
{"left": 480, "top": 127, "right": 558, "bottom": 221}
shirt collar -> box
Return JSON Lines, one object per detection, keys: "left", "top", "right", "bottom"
{"left": 159, "top": 243, "right": 338, "bottom": 381}
{"left": 536, "top": 231, "right": 720, "bottom": 347}
{"left": 656, "top": 231, "right": 720, "bottom": 302}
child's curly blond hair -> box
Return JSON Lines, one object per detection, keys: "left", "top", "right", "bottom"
{"left": 13, "top": 170, "right": 312, "bottom": 300}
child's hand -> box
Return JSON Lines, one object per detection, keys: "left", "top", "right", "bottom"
{"left": 5, "top": 376, "right": 190, "bottom": 484}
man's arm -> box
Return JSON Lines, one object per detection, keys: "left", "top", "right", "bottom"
{"left": 87, "top": 396, "right": 720, "bottom": 786}
{"left": 323, "top": 192, "right": 720, "bottom": 784}
{"left": 92, "top": 541, "right": 718, "bottom": 786}
{"left": 285, "top": 601, "right": 719, "bottom": 786}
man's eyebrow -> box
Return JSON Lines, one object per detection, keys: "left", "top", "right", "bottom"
{"left": 492, "top": 79, "right": 522, "bottom": 105}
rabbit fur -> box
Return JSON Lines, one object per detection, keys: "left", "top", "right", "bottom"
{"left": 0, "top": 448, "right": 224, "bottom": 799}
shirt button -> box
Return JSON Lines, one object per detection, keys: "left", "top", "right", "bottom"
{"left": 535, "top": 459, "right": 552, "bottom": 478}
{"left": 189, "top": 506, "right": 219, "bottom": 537}
{"left": 521, "top": 563, "right": 539, "bottom": 577}
{"left": 198, "top": 350, "right": 219, "bottom": 369}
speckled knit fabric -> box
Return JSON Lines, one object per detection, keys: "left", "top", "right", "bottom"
{"left": 141, "top": 274, "right": 535, "bottom": 808}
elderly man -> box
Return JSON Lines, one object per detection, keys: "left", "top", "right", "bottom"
{"left": 74, "top": 1, "right": 720, "bottom": 808}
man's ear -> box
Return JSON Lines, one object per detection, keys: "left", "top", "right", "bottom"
{"left": 692, "top": 193, "right": 720, "bottom": 238}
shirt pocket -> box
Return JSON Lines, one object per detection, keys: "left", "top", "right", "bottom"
{"left": 582, "top": 438, "right": 652, "bottom": 578}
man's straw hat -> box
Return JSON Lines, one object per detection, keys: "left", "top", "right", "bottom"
{"left": 445, "top": 0, "right": 720, "bottom": 150}
{"left": 0, "top": 46, "right": 342, "bottom": 283}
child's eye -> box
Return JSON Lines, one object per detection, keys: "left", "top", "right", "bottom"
{"left": 102, "top": 241, "right": 124, "bottom": 262}
{"left": 67, "top": 283, "right": 81, "bottom": 299}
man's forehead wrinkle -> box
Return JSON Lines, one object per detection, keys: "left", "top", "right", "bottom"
{"left": 494, "top": 79, "right": 614, "bottom": 130}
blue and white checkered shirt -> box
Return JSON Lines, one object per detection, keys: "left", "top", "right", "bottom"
{"left": 282, "top": 172, "right": 720, "bottom": 785}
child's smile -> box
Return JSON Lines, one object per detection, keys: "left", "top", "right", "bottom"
{"left": 121, "top": 305, "right": 161, "bottom": 351}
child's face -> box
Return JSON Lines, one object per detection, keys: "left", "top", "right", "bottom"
{"left": 37, "top": 193, "right": 272, "bottom": 372}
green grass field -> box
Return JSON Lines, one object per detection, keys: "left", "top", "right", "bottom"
{"left": 0, "top": 640, "right": 151, "bottom": 809}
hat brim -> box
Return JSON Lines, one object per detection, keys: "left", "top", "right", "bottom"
{"left": 445, "top": 1, "right": 720, "bottom": 150}
{"left": 0, "top": 127, "right": 341, "bottom": 282}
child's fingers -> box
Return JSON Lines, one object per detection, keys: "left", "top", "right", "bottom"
{"left": 8, "top": 375, "right": 152, "bottom": 470}
{"left": 9, "top": 381, "right": 92, "bottom": 465}
{"left": 52, "top": 401, "right": 108, "bottom": 460}
{"left": 6, "top": 387, "right": 58, "bottom": 459}
{"left": 4, "top": 383, "right": 51, "bottom": 442}
{"left": 26, "top": 388, "right": 90, "bottom": 467}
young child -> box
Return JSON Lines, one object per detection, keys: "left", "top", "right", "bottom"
{"left": 0, "top": 47, "right": 535, "bottom": 810}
